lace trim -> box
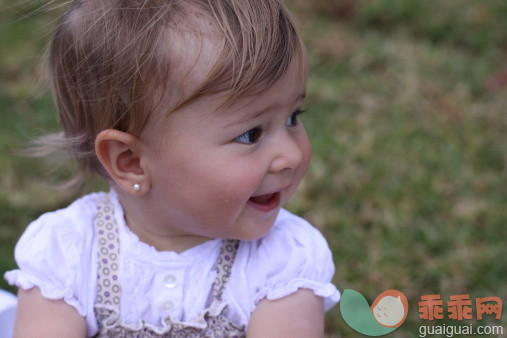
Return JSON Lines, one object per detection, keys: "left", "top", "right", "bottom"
{"left": 95, "top": 300, "right": 240, "bottom": 332}
{"left": 253, "top": 278, "right": 341, "bottom": 311}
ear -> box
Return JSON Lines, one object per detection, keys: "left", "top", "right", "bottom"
{"left": 95, "top": 129, "right": 149, "bottom": 195}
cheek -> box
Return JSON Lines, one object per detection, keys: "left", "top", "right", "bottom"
{"left": 217, "top": 162, "right": 266, "bottom": 196}
{"left": 284, "top": 133, "right": 311, "bottom": 200}
{"left": 185, "top": 168, "right": 263, "bottom": 227}
{"left": 185, "top": 157, "right": 263, "bottom": 206}
{"left": 298, "top": 132, "right": 312, "bottom": 177}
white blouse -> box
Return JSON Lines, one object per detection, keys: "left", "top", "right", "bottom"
{"left": 5, "top": 190, "right": 340, "bottom": 336}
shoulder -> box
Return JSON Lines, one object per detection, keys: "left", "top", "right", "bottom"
{"left": 36, "top": 191, "right": 104, "bottom": 229}
{"left": 249, "top": 209, "right": 331, "bottom": 264}
{"left": 14, "top": 192, "right": 104, "bottom": 254}
{"left": 271, "top": 208, "right": 327, "bottom": 244}
{"left": 21, "top": 193, "right": 105, "bottom": 239}
{"left": 5, "top": 192, "right": 106, "bottom": 316}
{"left": 232, "top": 209, "right": 339, "bottom": 312}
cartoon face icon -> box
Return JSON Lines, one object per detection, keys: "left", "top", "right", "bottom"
{"left": 371, "top": 290, "right": 409, "bottom": 328}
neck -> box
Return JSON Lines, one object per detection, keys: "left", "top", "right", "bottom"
{"left": 125, "top": 213, "right": 211, "bottom": 252}
{"left": 114, "top": 187, "right": 212, "bottom": 253}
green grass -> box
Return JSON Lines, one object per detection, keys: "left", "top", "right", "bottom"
{"left": 1, "top": 1, "right": 506, "bottom": 337}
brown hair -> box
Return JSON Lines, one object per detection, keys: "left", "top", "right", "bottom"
{"left": 34, "top": 0, "right": 306, "bottom": 187}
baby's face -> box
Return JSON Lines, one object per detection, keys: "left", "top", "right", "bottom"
{"left": 140, "top": 57, "right": 311, "bottom": 241}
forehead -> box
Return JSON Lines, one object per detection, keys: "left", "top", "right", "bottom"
{"left": 230, "top": 54, "right": 308, "bottom": 110}
{"left": 201, "top": 55, "right": 309, "bottom": 125}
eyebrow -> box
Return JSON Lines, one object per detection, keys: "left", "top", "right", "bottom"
{"left": 224, "top": 91, "right": 306, "bottom": 128}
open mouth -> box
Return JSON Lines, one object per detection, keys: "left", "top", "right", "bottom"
{"left": 248, "top": 192, "right": 281, "bottom": 211}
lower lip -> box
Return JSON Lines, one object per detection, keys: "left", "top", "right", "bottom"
{"left": 248, "top": 192, "right": 281, "bottom": 212}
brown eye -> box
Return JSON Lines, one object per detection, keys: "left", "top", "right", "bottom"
{"left": 235, "top": 127, "right": 262, "bottom": 144}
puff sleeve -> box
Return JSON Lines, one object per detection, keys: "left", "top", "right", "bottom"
{"left": 245, "top": 209, "right": 340, "bottom": 311}
{"left": 4, "top": 197, "right": 97, "bottom": 316}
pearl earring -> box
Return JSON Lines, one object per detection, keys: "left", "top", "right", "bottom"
{"left": 133, "top": 183, "right": 141, "bottom": 191}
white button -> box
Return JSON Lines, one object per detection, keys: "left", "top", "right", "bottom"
{"left": 163, "top": 274, "right": 177, "bottom": 288}
{"left": 160, "top": 300, "right": 174, "bottom": 312}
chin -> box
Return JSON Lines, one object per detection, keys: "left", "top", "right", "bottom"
{"left": 227, "top": 224, "right": 276, "bottom": 242}
{"left": 235, "top": 232, "right": 269, "bottom": 242}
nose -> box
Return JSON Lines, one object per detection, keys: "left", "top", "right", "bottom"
{"left": 269, "top": 131, "right": 305, "bottom": 173}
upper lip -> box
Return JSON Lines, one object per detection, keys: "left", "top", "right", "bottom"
{"left": 251, "top": 185, "right": 289, "bottom": 198}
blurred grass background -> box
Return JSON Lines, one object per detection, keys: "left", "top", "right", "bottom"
{"left": 1, "top": 0, "right": 506, "bottom": 336}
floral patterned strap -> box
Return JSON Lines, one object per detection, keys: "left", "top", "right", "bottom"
{"left": 95, "top": 196, "right": 121, "bottom": 307}
{"left": 211, "top": 239, "right": 240, "bottom": 301}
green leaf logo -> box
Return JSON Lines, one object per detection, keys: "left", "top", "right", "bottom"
{"left": 340, "top": 289, "right": 409, "bottom": 336}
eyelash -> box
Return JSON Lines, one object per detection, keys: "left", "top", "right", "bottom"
{"left": 287, "top": 109, "right": 307, "bottom": 127}
{"left": 235, "top": 109, "right": 307, "bottom": 145}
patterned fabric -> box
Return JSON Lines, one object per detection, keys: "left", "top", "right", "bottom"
{"left": 93, "top": 197, "right": 246, "bottom": 337}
